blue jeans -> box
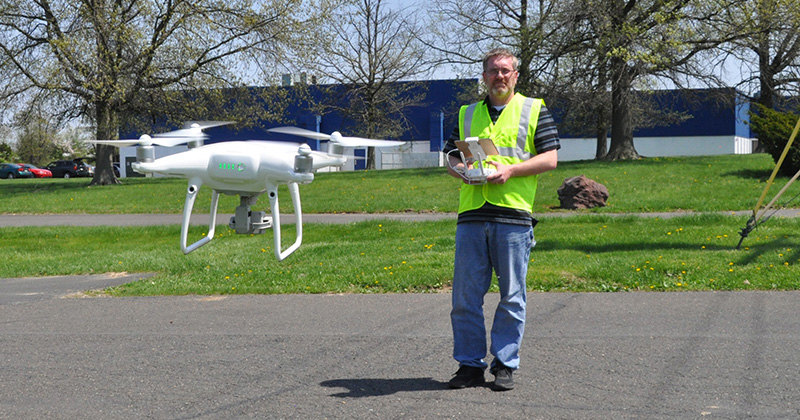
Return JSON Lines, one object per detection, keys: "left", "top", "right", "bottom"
{"left": 451, "top": 221, "right": 534, "bottom": 370}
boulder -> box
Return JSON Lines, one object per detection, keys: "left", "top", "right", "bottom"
{"left": 557, "top": 175, "right": 609, "bottom": 209}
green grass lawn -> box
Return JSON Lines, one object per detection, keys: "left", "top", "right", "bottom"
{"left": 2, "top": 154, "right": 795, "bottom": 214}
{"left": 3, "top": 215, "right": 798, "bottom": 295}
{"left": 2, "top": 153, "right": 799, "bottom": 295}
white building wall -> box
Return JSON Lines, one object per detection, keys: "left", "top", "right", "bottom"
{"left": 378, "top": 141, "right": 438, "bottom": 169}
{"left": 557, "top": 135, "right": 756, "bottom": 161}
{"left": 119, "top": 145, "right": 191, "bottom": 178}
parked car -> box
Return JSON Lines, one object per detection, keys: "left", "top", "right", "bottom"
{"left": 45, "top": 160, "right": 94, "bottom": 178}
{"left": 18, "top": 163, "right": 52, "bottom": 178}
{"left": 0, "top": 163, "right": 34, "bottom": 179}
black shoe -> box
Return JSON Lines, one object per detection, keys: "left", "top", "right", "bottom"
{"left": 490, "top": 364, "right": 514, "bottom": 391}
{"left": 448, "top": 365, "right": 485, "bottom": 389}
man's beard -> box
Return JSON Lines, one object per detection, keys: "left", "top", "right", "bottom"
{"left": 491, "top": 84, "right": 512, "bottom": 98}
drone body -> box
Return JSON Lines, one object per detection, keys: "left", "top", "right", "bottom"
{"left": 88, "top": 123, "right": 403, "bottom": 260}
{"left": 131, "top": 141, "right": 330, "bottom": 193}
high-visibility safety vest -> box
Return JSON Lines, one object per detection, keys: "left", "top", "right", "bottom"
{"left": 457, "top": 94, "right": 543, "bottom": 214}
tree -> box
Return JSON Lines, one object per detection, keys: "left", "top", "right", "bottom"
{"left": 427, "top": 0, "right": 745, "bottom": 161}
{"left": 304, "top": 0, "right": 430, "bottom": 169}
{"left": 717, "top": 0, "right": 800, "bottom": 108}
{"left": 424, "top": 0, "right": 564, "bottom": 98}
{"left": 749, "top": 103, "right": 800, "bottom": 176}
{"left": 572, "top": 0, "right": 746, "bottom": 160}
{"left": 542, "top": 2, "right": 614, "bottom": 159}
{"left": 0, "top": 142, "right": 14, "bottom": 162}
{"left": 0, "top": 0, "right": 319, "bottom": 185}
{"left": 14, "top": 110, "right": 59, "bottom": 166}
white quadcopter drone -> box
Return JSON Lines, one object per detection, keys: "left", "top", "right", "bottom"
{"left": 87, "top": 122, "right": 404, "bottom": 260}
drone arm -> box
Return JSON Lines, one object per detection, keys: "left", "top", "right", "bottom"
{"left": 181, "top": 181, "right": 219, "bottom": 254}
{"left": 269, "top": 182, "right": 303, "bottom": 261}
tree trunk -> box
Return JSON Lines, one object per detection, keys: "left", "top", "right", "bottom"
{"left": 757, "top": 37, "right": 774, "bottom": 109}
{"left": 594, "top": 106, "right": 608, "bottom": 160}
{"left": 367, "top": 147, "right": 376, "bottom": 170}
{"left": 90, "top": 101, "right": 121, "bottom": 186}
{"left": 604, "top": 61, "right": 641, "bottom": 160}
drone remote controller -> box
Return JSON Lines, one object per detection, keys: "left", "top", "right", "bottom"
{"left": 455, "top": 137, "right": 498, "bottom": 183}
{"left": 465, "top": 165, "right": 497, "bottom": 181}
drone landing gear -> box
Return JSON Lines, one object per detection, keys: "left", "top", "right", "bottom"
{"left": 230, "top": 196, "right": 272, "bottom": 234}
{"left": 228, "top": 186, "right": 303, "bottom": 261}
{"left": 179, "top": 181, "right": 303, "bottom": 261}
{"left": 181, "top": 182, "right": 220, "bottom": 254}
{"left": 267, "top": 182, "right": 303, "bottom": 261}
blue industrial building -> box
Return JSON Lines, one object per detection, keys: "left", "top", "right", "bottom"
{"left": 120, "top": 81, "right": 755, "bottom": 176}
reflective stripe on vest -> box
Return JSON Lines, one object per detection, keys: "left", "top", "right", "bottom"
{"left": 461, "top": 102, "right": 478, "bottom": 140}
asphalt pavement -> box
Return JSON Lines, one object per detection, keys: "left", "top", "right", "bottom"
{"left": 1, "top": 287, "right": 799, "bottom": 419}
{"left": 2, "top": 212, "right": 800, "bottom": 419}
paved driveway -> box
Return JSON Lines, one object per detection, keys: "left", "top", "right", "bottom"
{"left": 3, "top": 212, "right": 800, "bottom": 418}
{"left": 1, "top": 286, "right": 799, "bottom": 419}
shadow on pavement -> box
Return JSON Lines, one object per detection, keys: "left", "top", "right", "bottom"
{"left": 321, "top": 377, "right": 446, "bottom": 397}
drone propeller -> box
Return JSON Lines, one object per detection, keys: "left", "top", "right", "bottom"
{"left": 267, "top": 126, "right": 404, "bottom": 148}
{"left": 85, "top": 121, "right": 235, "bottom": 148}
{"left": 154, "top": 121, "right": 235, "bottom": 141}
{"left": 268, "top": 126, "right": 330, "bottom": 141}
{"left": 85, "top": 134, "right": 191, "bottom": 148}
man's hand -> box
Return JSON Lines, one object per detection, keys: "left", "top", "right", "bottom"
{"left": 484, "top": 150, "right": 559, "bottom": 184}
{"left": 486, "top": 161, "right": 511, "bottom": 184}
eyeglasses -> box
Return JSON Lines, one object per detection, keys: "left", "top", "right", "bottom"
{"left": 485, "top": 68, "right": 517, "bottom": 77}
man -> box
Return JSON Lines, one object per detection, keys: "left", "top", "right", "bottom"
{"left": 444, "top": 48, "right": 560, "bottom": 391}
